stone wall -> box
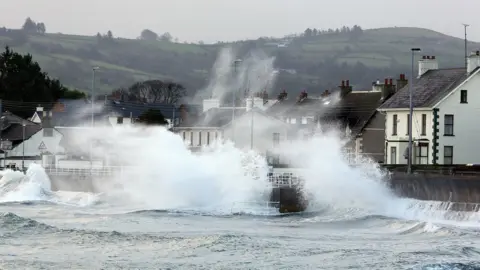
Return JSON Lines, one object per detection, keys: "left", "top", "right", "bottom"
{"left": 389, "top": 172, "right": 480, "bottom": 203}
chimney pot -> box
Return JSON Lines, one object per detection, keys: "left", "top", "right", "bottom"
{"left": 341, "top": 80, "right": 345, "bottom": 87}
{"left": 432, "top": 56, "right": 436, "bottom": 60}
{"left": 389, "top": 78, "right": 393, "bottom": 85}
{"left": 476, "top": 51, "right": 479, "bottom": 56}
{"left": 384, "top": 78, "right": 388, "bottom": 85}
{"left": 422, "top": 56, "right": 426, "bottom": 59}
{"left": 346, "top": 80, "right": 350, "bottom": 86}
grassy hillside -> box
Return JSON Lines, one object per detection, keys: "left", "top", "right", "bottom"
{"left": 0, "top": 27, "right": 476, "bottom": 96}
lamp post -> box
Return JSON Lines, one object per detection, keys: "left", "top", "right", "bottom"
{"left": 90, "top": 66, "right": 99, "bottom": 174}
{"left": 22, "top": 122, "right": 25, "bottom": 170}
{"left": 408, "top": 48, "right": 421, "bottom": 174}
{"left": 231, "top": 59, "right": 242, "bottom": 144}
{"left": 91, "top": 66, "right": 99, "bottom": 127}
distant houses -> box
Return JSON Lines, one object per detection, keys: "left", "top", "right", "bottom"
{"left": 3, "top": 50, "right": 480, "bottom": 170}
{"left": 0, "top": 98, "right": 182, "bottom": 169}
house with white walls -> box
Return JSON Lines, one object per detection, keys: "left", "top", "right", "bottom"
{"left": 0, "top": 111, "right": 64, "bottom": 169}
{"left": 378, "top": 51, "right": 480, "bottom": 165}
{"left": 174, "top": 96, "right": 289, "bottom": 157}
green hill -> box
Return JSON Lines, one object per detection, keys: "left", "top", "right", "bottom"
{"left": 0, "top": 26, "right": 477, "bottom": 96}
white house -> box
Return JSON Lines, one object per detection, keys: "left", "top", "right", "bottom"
{"left": 174, "top": 96, "right": 289, "bottom": 156}
{"left": 378, "top": 52, "right": 480, "bottom": 165}
{"left": 1, "top": 112, "right": 64, "bottom": 169}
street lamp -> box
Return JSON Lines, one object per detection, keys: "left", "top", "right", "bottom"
{"left": 22, "top": 122, "right": 25, "bottom": 170}
{"left": 90, "top": 66, "right": 99, "bottom": 175}
{"left": 231, "top": 59, "right": 242, "bottom": 144}
{"left": 408, "top": 48, "right": 421, "bottom": 174}
{"left": 91, "top": 66, "right": 99, "bottom": 128}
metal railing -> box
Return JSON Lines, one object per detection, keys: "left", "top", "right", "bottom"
{"left": 43, "top": 166, "right": 140, "bottom": 176}
{"left": 43, "top": 166, "right": 303, "bottom": 187}
{"left": 268, "top": 172, "right": 304, "bottom": 188}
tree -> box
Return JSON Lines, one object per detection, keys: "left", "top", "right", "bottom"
{"left": 304, "top": 28, "right": 313, "bottom": 38}
{"left": 36, "top": 22, "right": 46, "bottom": 34}
{"left": 140, "top": 29, "right": 158, "bottom": 41}
{"left": 113, "top": 79, "right": 186, "bottom": 104}
{"left": 136, "top": 109, "right": 168, "bottom": 126}
{"left": 22, "top": 17, "right": 37, "bottom": 33}
{"left": 107, "top": 30, "right": 113, "bottom": 39}
{"left": 160, "top": 32, "right": 172, "bottom": 42}
{"left": 0, "top": 46, "right": 81, "bottom": 117}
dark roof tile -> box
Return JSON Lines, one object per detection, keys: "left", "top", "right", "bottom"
{"left": 379, "top": 68, "right": 468, "bottom": 109}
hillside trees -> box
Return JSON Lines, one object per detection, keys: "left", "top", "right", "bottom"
{"left": 140, "top": 29, "right": 158, "bottom": 41}
{"left": 21, "top": 17, "right": 46, "bottom": 34}
{"left": 0, "top": 46, "right": 84, "bottom": 116}
{"left": 111, "top": 80, "right": 186, "bottom": 104}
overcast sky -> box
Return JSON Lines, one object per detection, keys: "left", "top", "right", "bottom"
{"left": 1, "top": 0, "right": 477, "bottom": 43}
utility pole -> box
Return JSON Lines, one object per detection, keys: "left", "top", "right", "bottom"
{"left": 408, "top": 48, "right": 421, "bottom": 174}
{"left": 231, "top": 59, "right": 242, "bottom": 144}
{"left": 463, "top": 23, "right": 469, "bottom": 71}
{"left": 90, "top": 66, "right": 99, "bottom": 175}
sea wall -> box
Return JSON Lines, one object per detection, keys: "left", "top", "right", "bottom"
{"left": 388, "top": 172, "right": 480, "bottom": 204}
{"left": 48, "top": 174, "right": 114, "bottom": 192}
{"left": 269, "top": 186, "right": 307, "bottom": 213}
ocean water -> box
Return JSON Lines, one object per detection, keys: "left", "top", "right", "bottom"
{"left": 0, "top": 162, "right": 479, "bottom": 270}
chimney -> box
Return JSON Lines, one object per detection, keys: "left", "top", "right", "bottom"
{"left": 277, "top": 90, "right": 287, "bottom": 101}
{"left": 179, "top": 104, "right": 188, "bottom": 123}
{"left": 340, "top": 80, "right": 352, "bottom": 97}
{"left": 396, "top": 73, "right": 408, "bottom": 91}
{"left": 381, "top": 78, "right": 395, "bottom": 100}
{"left": 297, "top": 90, "right": 308, "bottom": 102}
{"left": 202, "top": 98, "right": 220, "bottom": 112}
{"left": 418, "top": 55, "right": 438, "bottom": 77}
{"left": 467, "top": 50, "right": 480, "bottom": 73}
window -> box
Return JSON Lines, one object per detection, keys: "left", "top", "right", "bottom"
{"left": 390, "top": 146, "right": 397, "bottom": 164}
{"left": 207, "top": 132, "right": 210, "bottom": 145}
{"left": 117, "top": 117, "right": 123, "bottom": 124}
{"left": 43, "top": 128, "right": 53, "bottom": 137}
{"left": 290, "top": 118, "right": 297, "bottom": 124}
{"left": 392, "top": 114, "right": 398, "bottom": 135}
{"left": 215, "top": 132, "right": 218, "bottom": 140}
{"left": 460, "top": 90, "right": 468, "bottom": 103}
{"left": 444, "top": 114, "right": 454, "bottom": 136}
{"left": 273, "top": 133, "right": 280, "bottom": 147}
{"left": 198, "top": 132, "right": 202, "bottom": 146}
{"left": 301, "top": 117, "right": 308, "bottom": 124}
{"left": 183, "top": 132, "right": 186, "bottom": 141}
{"left": 190, "top": 132, "right": 193, "bottom": 146}
{"left": 406, "top": 114, "right": 410, "bottom": 135}
{"left": 421, "top": 114, "right": 427, "bottom": 135}
{"left": 444, "top": 146, "right": 453, "bottom": 165}
{"left": 416, "top": 143, "right": 429, "bottom": 164}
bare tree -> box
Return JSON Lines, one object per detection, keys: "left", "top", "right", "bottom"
{"left": 161, "top": 81, "right": 186, "bottom": 104}
{"left": 119, "top": 80, "right": 186, "bottom": 104}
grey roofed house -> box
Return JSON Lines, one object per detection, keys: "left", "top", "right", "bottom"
{"left": 176, "top": 107, "right": 247, "bottom": 128}
{"left": 0, "top": 112, "right": 42, "bottom": 149}
{"left": 378, "top": 68, "right": 470, "bottom": 109}
{"left": 50, "top": 99, "right": 179, "bottom": 127}
{"left": 50, "top": 99, "right": 108, "bottom": 127}
{"left": 321, "top": 91, "right": 385, "bottom": 136}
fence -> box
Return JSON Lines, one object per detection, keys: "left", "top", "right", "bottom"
{"left": 43, "top": 166, "right": 303, "bottom": 188}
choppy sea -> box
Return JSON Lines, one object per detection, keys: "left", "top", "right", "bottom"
{"left": 0, "top": 164, "right": 479, "bottom": 269}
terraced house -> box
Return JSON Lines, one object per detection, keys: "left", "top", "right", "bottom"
{"left": 378, "top": 52, "right": 480, "bottom": 165}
